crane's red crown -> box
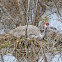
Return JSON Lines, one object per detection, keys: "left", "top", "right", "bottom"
{"left": 45, "top": 22, "right": 49, "bottom": 25}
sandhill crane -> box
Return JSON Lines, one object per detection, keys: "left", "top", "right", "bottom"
{"left": 9, "top": 22, "right": 49, "bottom": 40}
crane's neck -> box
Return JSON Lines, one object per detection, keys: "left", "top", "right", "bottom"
{"left": 44, "top": 27, "right": 47, "bottom": 35}
{"left": 42, "top": 27, "right": 47, "bottom": 39}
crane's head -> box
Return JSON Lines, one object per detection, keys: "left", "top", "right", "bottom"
{"left": 45, "top": 22, "right": 49, "bottom": 28}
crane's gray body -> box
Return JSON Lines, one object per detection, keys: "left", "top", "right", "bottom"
{"left": 9, "top": 25, "right": 47, "bottom": 39}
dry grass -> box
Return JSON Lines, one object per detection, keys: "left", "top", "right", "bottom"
{"left": 0, "top": 32, "right": 62, "bottom": 62}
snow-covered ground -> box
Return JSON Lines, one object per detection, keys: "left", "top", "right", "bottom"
{"left": 51, "top": 54, "right": 62, "bottom": 62}
{"left": 0, "top": 53, "right": 61, "bottom": 62}
{"left": 38, "top": 53, "right": 62, "bottom": 62}
{"left": 3, "top": 54, "right": 17, "bottom": 62}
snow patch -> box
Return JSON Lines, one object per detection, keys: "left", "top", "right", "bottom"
{"left": 3, "top": 53, "right": 17, "bottom": 62}
{"left": 39, "top": 53, "right": 62, "bottom": 62}
{"left": 51, "top": 54, "right": 62, "bottom": 62}
{"left": 41, "top": 9, "right": 62, "bottom": 33}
